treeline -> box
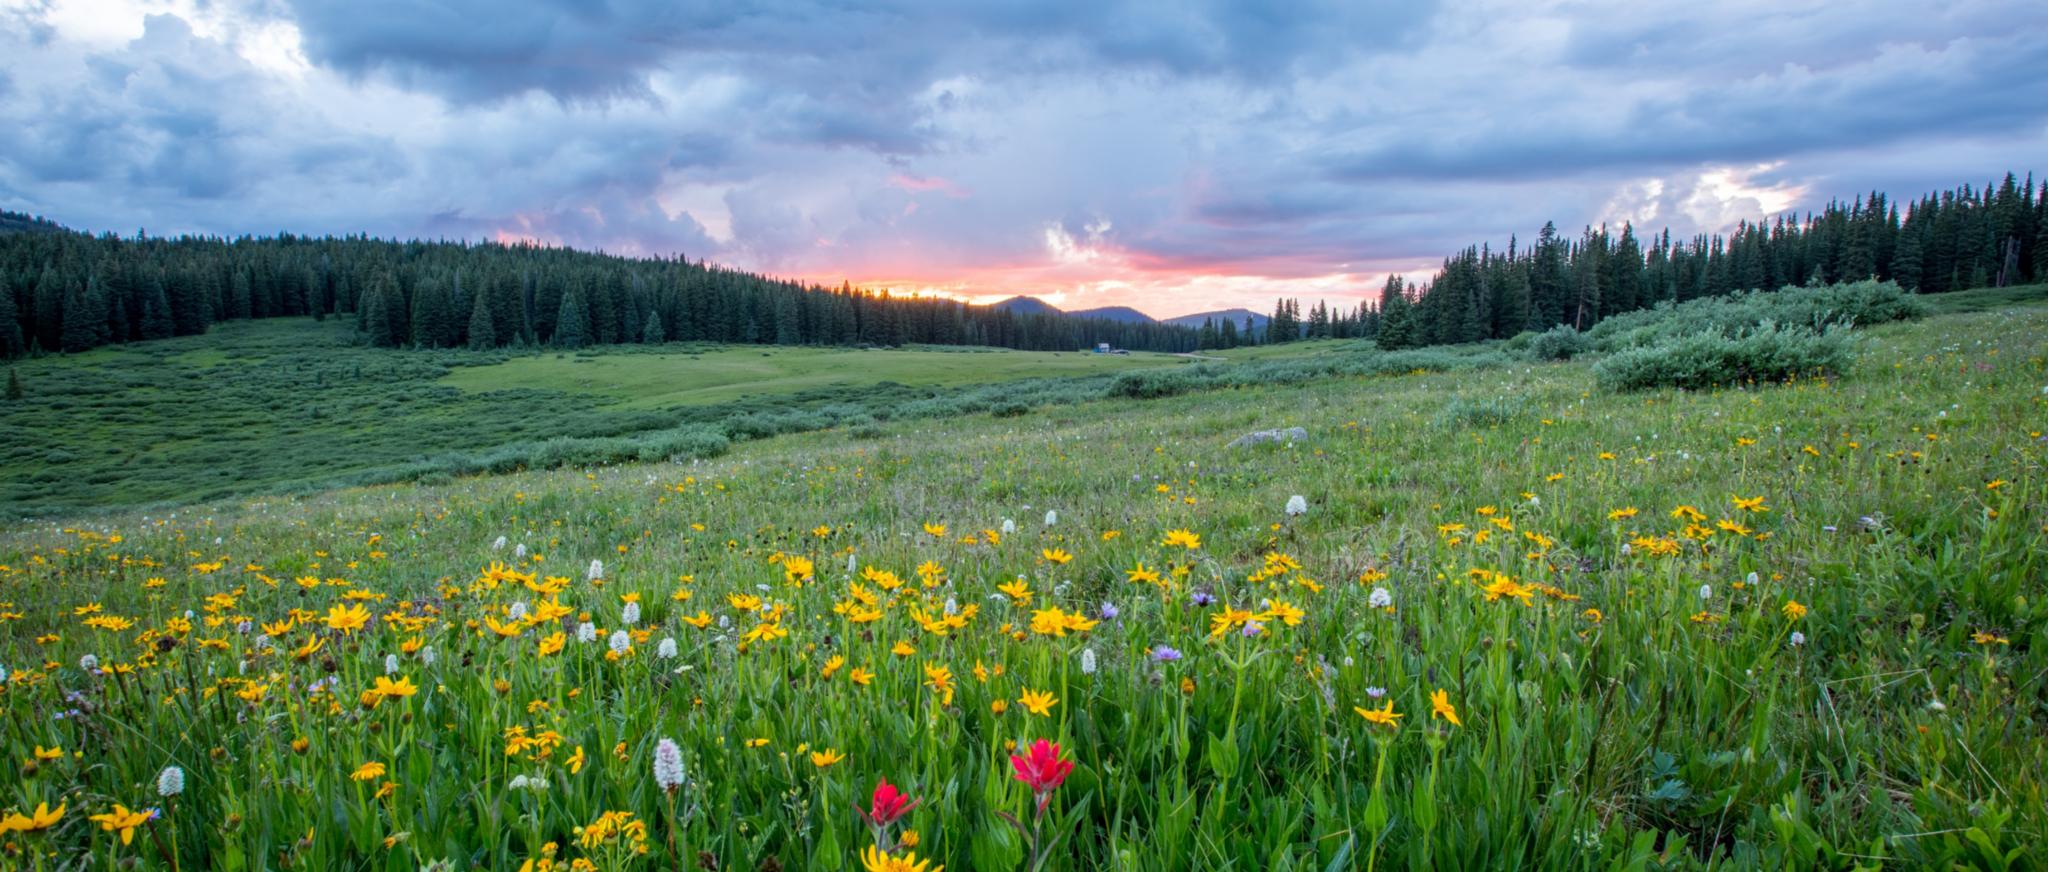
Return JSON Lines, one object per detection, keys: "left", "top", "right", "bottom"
{"left": 1258, "top": 172, "right": 2047, "bottom": 348}
{"left": 0, "top": 228, "right": 1199, "bottom": 358}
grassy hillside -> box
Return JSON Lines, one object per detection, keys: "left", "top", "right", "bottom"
{"left": 0, "top": 293, "right": 2041, "bottom": 868}
{"left": 441, "top": 344, "right": 1182, "bottom": 409}
{"left": 0, "top": 320, "right": 1209, "bottom": 513}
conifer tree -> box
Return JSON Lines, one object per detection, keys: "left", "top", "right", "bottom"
{"left": 0, "top": 275, "right": 23, "bottom": 359}
{"left": 5, "top": 367, "right": 20, "bottom": 400}
{"left": 61, "top": 276, "right": 111, "bottom": 353}
{"left": 360, "top": 277, "right": 395, "bottom": 347}
{"left": 32, "top": 266, "right": 64, "bottom": 352}
{"left": 554, "top": 288, "right": 589, "bottom": 348}
{"left": 138, "top": 270, "right": 175, "bottom": 341}
{"left": 466, "top": 290, "right": 497, "bottom": 350}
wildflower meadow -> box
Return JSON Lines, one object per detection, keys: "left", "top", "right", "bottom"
{"left": 1, "top": 292, "right": 2044, "bottom": 870}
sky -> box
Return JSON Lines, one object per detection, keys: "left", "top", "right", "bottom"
{"left": 2, "top": 1, "right": 2044, "bottom": 320}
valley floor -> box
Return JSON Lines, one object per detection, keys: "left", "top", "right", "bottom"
{"left": 0, "top": 297, "right": 2043, "bottom": 868}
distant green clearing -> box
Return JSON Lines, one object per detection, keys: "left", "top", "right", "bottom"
{"left": 1202, "top": 338, "right": 1367, "bottom": 361}
{"left": 441, "top": 344, "right": 1185, "bottom": 408}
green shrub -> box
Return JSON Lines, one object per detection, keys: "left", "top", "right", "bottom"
{"left": 634, "top": 426, "right": 730, "bottom": 462}
{"left": 990, "top": 400, "right": 1030, "bottom": 418}
{"left": 1110, "top": 368, "right": 1205, "bottom": 399}
{"left": 1593, "top": 323, "right": 1853, "bottom": 391}
{"left": 1523, "top": 325, "right": 1589, "bottom": 361}
{"left": 1588, "top": 280, "right": 1924, "bottom": 353}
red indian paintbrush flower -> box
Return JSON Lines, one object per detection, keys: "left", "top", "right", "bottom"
{"left": 1009, "top": 739, "right": 1074, "bottom": 812}
{"left": 858, "top": 777, "right": 922, "bottom": 828}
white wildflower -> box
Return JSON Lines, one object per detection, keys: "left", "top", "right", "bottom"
{"left": 515, "top": 543, "right": 528, "bottom": 560}
{"left": 622, "top": 601, "right": 641, "bottom": 626}
{"left": 587, "top": 559, "right": 605, "bottom": 581}
{"left": 79, "top": 654, "right": 99, "bottom": 672}
{"left": 508, "top": 601, "right": 529, "bottom": 621}
{"left": 1788, "top": 631, "right": 1806, "bottom": 647}
{"left": 384, "top": 654, "right": 400, "bottom": 674}
{"left": 576, "top": 622, "right": 598, "bottom": 643}
{"left": 657, "top": 638, "right": 678, "bottom": 659}
{"left": 1285, "top": 495, "right": 1308, "bottom": 516}
{"left": 1369, "top": 587, "right": 1392, "bottom": 609}
{"left": 1698, "top": 585, "right": 1712, "bottom": 601}
{"left": 653, "top": 738, "right": 687, "bottom": 792}
{"left": 421, "top": 646, "right": 437, "bottom": 666}
{"left": 608, "top": 630, "right": 632, "bottom": 655}
{"left": 156, "top": 765, "right": 184, "bottom": 797}
{"left": 1001, "top": 519, "right": 1017, "bottom": 535}
{"left": 1079, "top": 648, "right": 1097, "bottom": 675}
{"left": 492, "top": 536, "right": 507, "bottom": 550}
{"left": 1044, "top": 510, "right": 1058, "bottom": 527}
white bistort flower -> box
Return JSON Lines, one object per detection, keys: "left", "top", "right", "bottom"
{"left": 588, "top": 559, "right": 605, "bottom": 581}
{"left": 1368, "top": 587, "right": 1393, "bottom": 609}
{"left": 492, "top": 536, "right": 508, "bottom": 550}
{"left": 622, "top": 601, "right": 641, "bottom": 626}
{"left": 79, "top": 654, "right": 99, "bottom": 672}
{"left": 1285, "top": 495, "right": 1308, "bottom": 516}
{"left": 608, "top": 630, "right": 631, "bottom": 655}
{"left": 657, "top": 638, "right": 678, "bottom": 659}
{"left": 1079, "top": 648, "right": 1097, "bottom": 675}
{"left": 577, "top": 622, "right": 598, "bottom": 643}
{"left": 1044, "top": 510, "right": 1058, "bottom": 527}
{"left": 384, "top": 654, "right": 400, "bottom": 674}
{"left": 653, "top": 738, "right": 687, "bottom": 792}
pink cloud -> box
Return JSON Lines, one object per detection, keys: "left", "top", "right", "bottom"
{"left": 888, "top": 172, "right": 972, "bottom": 198}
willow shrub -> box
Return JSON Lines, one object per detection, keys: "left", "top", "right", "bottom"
{"left": 1587, "top": 279, "right": 1924, "bottom": 353}
{"left": 1593, "top": 323, "right": 1854, "bottom": 391}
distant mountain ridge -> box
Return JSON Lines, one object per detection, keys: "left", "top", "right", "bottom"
{"left": 984, "top": 296, "right": 1267, "bottom": 329}
{"left": 1163, "top": 308, "right": 1269, "bottom": 330}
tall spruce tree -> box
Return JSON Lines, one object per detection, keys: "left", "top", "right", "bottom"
{"left": 61, "top": 276, "right": 110, "bottom": 352}
{"left": 0, "top": 274, "right": 23, "bottom": 359}
{"left": 553, "top": 288, "right": 589, "bottom": 348}
{"left": 466, "top": 290, "right": 497, "bottom": 350}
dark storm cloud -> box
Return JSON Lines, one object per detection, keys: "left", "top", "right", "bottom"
{"left": 1322, "top": 27, "right": 2048, "bottom": 183}
{"left": 281, "top": 0, "right": 1435, "bottom": 104}
{"left": 1, "top": 0, "right": 2044, "bottom": 313}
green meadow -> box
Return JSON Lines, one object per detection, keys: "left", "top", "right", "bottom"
{"left": 0, "top": 285, "right": 2042, "bottom": 869}
{"left": 0, "top": 320, "right": 1209, "bottom": 513}
{"left": 439, "top": 344, "right": 1183, "bottom": 409}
